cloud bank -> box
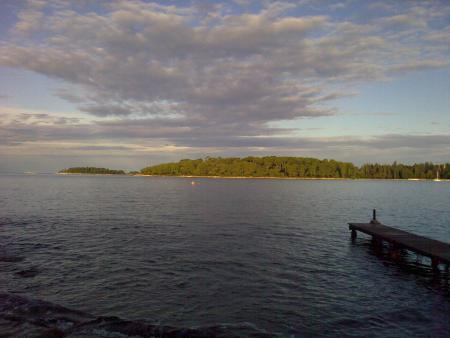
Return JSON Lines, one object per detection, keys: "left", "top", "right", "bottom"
{"left": 1, "top": 0, "right": 450, "bottom": 170}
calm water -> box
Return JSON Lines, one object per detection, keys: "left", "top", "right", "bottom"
{"left": 0, "top": 175, "right": 449, "bottom": 337}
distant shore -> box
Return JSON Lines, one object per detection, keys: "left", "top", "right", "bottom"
{"left": 135, "top": 174, "right": 450, "bottom": 181}
{"left": 56, "top": 172, "right": 450, "bottom": 181}
{"left": 57, "top": 172, "right": 128, "bottom": 176}
{"left": 54, "top": 171, "right": 450, "bottom": 181}
{"left": 56, "top": 158, "right": 450, "bottom": 180}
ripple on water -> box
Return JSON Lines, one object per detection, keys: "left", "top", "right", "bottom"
{"left": 0, "top": 175, "right": 449, "bottom": 337}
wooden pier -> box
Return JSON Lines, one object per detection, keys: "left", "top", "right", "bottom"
{"left": 349, "top": 210, "right": 450, "bottom": 272}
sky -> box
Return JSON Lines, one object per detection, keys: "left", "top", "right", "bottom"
{"left": 0, "top": 0, "right": 449, "bottom": 172}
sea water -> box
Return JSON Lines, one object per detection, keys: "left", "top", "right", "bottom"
{"left": 0, "top": 174, "right": 449, "bottom": 337}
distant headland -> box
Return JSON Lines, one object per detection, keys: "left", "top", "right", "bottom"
{"left": 59, "top": 157, "right": 449, "bottom": 180}
{"left": 58, "top": 167, "right": 126, "bottom": 175}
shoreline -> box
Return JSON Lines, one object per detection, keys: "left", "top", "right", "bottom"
{"left": 53, "top": 173, "right": 450, "bottom": 181}
{"left": 135, "top": 174, "right": 450, "bottom": 181}
{"left": 56, "top": 172, "right": 128, "bottom": 176}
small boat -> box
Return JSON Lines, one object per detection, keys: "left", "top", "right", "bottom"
{"left": 191, "top": 181, "right": 196, "bottom": 186}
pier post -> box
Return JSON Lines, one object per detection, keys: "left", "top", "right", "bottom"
{"left": 351, "top": 229, "right": 357, "bottom": 240}
{"left": 389, "top": 243, "right": 403, "bottom": 261}
{"left": 371, "top": 235, "right": 383, "bottom": 252}
{"left": 370, "top": 209, "right": 379, "bottom": 224}
{"left": 431, "top": 257, "right": 440, "bottom": 272}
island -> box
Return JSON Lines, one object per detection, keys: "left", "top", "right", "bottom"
{"left": 140, "top": 156, "right": 449, "bottom": 180}
{"left": 59, "top": 157, "right": 449, "bottom": 180}
{"left": 58, "top": 167, "right": 126, "bottom": 175}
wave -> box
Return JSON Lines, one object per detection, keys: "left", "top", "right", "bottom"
{"left": 0, "top": 293, "right": 274, "bottom": 338}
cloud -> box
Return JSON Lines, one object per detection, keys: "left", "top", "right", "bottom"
{"left": 74, "top": 145, "right": 138, "bottom": 151}
{"left": 368, "top": 2, "right": 393, "bottom": 12}
{"left": 11, "top": 0, "right": 46, "bottom": 35}
{"left": 232, "top": 0, "right": 252, "bottom": 6}
{"left": 425, "top": 26, "right": 450, "bottom": 42}
{"left": 379, "top": 14, "right": 427, "bottom": 29}
{"left": 1, "top": 0, "right": 450, "bottom": 168}
{"left": 2, "top": 106, "right": 450, "bottom": 168}
{"left": 389, "top": 60, "right": 450, "bottom": 74}
{"left": 2, "top": 111, "right": 450, "bottom": 152}
{"left": 0, "top": 0, "right": 435, "bottom": 123}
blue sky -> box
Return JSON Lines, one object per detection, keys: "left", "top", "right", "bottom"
{"left": 0, "top": 0, "right": 449, "bottom": 172}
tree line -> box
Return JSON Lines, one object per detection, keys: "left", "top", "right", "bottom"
{"left": 140, "top": 157, "right": 449, "bottom": 179}
{"left": 59, "top": 167, "right": 126, "bottom": 175}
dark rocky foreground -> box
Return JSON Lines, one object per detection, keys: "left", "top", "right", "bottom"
{"left": 0, "top": 293, "right": 270, "bottom": 338}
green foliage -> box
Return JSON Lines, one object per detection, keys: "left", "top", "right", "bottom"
{"left": 140, "top": 157, "right": 449, "bottom": 179}
{"left": 59, "top": 167, "right": 126, "bottom": 175}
